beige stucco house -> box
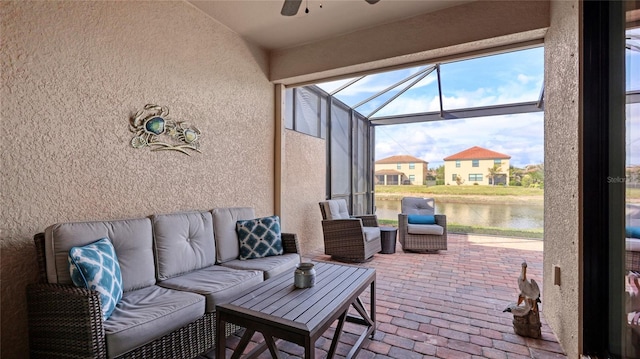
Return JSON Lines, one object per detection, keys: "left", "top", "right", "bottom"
{"left": 375, "top": 155, "right": 428, "bottom": 185}
{"left": 443, "top": 146, "right": 511, "bottom": 186}
{"left": 1, "top": 0, "right": 632, "bottom": 357}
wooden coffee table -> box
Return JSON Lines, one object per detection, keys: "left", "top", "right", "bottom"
{"left": 215, "top": 261, "right": 376, "bottom": 359}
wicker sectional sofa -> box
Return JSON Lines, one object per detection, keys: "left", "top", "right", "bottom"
{"left": 27, "top": 207, "right": 301, "bottom": 359}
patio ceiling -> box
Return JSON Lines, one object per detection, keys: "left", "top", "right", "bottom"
{"left": 187, "top": 0, "right": 473, "bottom": 50}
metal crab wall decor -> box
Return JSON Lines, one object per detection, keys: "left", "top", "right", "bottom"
{"left": 129, "top": 104, "right": 202, "bottom": 155}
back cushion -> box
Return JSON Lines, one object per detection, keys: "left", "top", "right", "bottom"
{"left": 211, "top": 207, "right": 255, "bottom": 263}
{"left": 153, "top": 211, "right": 216, "bottom": 280}
{"left": 401, "top": 197, "right": 435, "bottom": 215}
{"left": 321, "top": 199, "right": 350, "bottom": 220}
{"left": 45, "top": 217, "right": 155, "bottom": 292}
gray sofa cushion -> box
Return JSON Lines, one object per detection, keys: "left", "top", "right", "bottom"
{"left": 407, "top": 223, "right": 444, "bottom": 235}
{"left": 153, "top": 211, "right": 216, "bottom": 281}
{"left": 221, "top": 253, "right": 300, "bottom": 280}
{"left": 158, "top": 265, "right": 263, "bottom": 312}
{"left": 211, "top": 207, "right": 255, "bottom": 263}
{"left": 104, "top": 285, "right": 204, "bottom": 358}
{"left": 44, "top": 217, "right": 155, "bottom": 292}
{"left": 362, "top": 226, "right": 381, "bottom": 243}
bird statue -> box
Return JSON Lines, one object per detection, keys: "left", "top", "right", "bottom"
{"left": 518, "top": 262, "right": 541, "bottom": 312}
{"left": 503, "top": 299, "right": 532, "bottom": 317}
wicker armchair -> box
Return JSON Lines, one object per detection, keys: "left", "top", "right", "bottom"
{"left": 398, "top": 197, "right": 447, "bottom": 252}
{"left": 319, "top": 199, "right": 382, "bottom": 262}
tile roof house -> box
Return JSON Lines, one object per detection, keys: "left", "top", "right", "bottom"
{"left": 443, "top": 146, "right": 511, "bottom": 186}
{"left": 375, "top": 155, "right": 428, "bottom": 185}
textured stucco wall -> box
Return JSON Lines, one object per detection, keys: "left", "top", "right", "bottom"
{"left": 0, "top": 2, "right": 273, "bottom": 357}
{"left": 271, "top": 0, "right": 550, "bottom": 85}
{"left": 281, "top": 130, "right": 326, "bottom": 256}
{"left": 543, "top": 0, "right": 581, "bottom": 357}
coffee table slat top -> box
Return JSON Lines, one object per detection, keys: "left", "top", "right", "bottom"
{"left": 218, "top": 262, "right": 375, "bottom": 334}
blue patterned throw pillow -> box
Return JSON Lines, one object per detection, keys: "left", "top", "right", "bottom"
{"left": 68, "top": 238, "right": 123, "bottom": 320}
{"left": 236, "top": 216, "right": 283, "bottom": 260}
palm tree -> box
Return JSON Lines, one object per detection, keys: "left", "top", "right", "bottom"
{"left": 487, "top": 164, "right": 502, "bottom": 186}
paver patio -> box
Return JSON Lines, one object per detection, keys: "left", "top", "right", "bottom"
{"left": 205, "top": 233, "right": 567, "bottom": 359}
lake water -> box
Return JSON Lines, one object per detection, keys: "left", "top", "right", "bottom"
{"left": 375, "top": 199, "right": 544, "bottom": 230}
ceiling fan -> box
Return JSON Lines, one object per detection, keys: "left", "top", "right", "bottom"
{"left": 281, "top": 0, "right": 380, "bottom": 16}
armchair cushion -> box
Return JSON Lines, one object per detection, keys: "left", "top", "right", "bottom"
{"left": 408, "top": 214, "right": 436, "bottom": 224}
{"left": 68, "top": 238, "right": 123, "bottom": 320}
{"left": 362, "top": 227, "right": 381, "bottom": 243}
{"left": 407, "top": 224, "right": 444, "bottom": 236}
{"left": 236, "top": 216, "right": 283, "bottom": 260}
{"left": 320, "top": 199, "right": 350, "bottom": 219}
{"left": 401, "top": 197, "right": 435, "bottom": 215}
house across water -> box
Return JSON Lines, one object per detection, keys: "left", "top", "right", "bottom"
{"left": 443, "top": 146, "right": 511, "bottom": 186}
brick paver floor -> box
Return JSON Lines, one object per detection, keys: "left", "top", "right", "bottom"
{"left": 204, "top": 233, "right": 567, "bottom": 358}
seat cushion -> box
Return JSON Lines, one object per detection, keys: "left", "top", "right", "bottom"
{"left": 628, "top": 238, "right": 640, "bottom": 252}
{"left": 158, "top": 265, "right": 263, "bottom": 312}
{"left": 211, "top": 207, "right": 256, "bottom": 263}
{"left": 45, "top": 217, "right": 155, "bottom": 292}
{"left": 407, "top": 224, "right": 444, "bottom": 235}
{"left": 104, "top": 285, "right": 205, "bottom": 358}
{"left": 221, "top": 253, "right": 300, "bottom": 280}
{"left": 152, "top": 211, "right": 216, "bottom": 280}
{"left": 362, "top": 226, "right": 381, "bottom": 243}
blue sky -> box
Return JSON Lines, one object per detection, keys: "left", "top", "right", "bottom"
{"left": 319, "top": 43, "right": 640, "bottom": 168}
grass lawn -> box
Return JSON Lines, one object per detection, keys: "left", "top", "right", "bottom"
{"left": 375, "top": 184, "right": 544, "bottom": 205}
{"left": 378, "top": 219, "right": 543, "bottom": 239}
{"left": 376, "top": 184, "right": 543, "bottom": 196}
{"left": 628, "top": 188, "right": 640, "bottom": 201}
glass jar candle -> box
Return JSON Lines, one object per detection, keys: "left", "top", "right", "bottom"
{"left": 294, "top": 262, "right": 316, "bottom": 288}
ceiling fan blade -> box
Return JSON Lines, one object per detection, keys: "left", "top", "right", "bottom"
{"left": 281, "top": 0, "right": 302, "bottom": 16}
{"left": 364, "top": 0, "right": 380, "bottom": 4}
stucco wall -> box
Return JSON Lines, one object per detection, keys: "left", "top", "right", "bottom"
{"left": 543, "top": 0, "right": 581, "bottom": 357}
{"left": 281, "top": 130, "right": 326, "bottom": 256}
{"left": 0, "top": 2, "right": 273, "bottom": 357}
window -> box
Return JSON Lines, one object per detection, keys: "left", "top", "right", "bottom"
{"left": 409, "top": 163, "right": 415, "bottom": 169}
{"left": 472, "top": 160, "right": 479, "bottom": 167}
{"left": 397, "top": 163, "right": 401, "bottom": 169}
{"left": 409, "top": 175, "right": 415, "bottom": 183}
{"left": 452, "top": 174, "right": 457, "bottom": 181}
{"left": 494, "top": 159, "right": 502, "bottom": 165}
{"left": 469, "top": 174, "right": 483, "bottom": 181}
{"left": 455, "top": 160, "right": 460, "bottom": 168}
{"left": 285, "top": 87, "right": 326, "bottom": 139}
